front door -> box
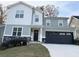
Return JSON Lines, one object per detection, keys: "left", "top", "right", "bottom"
{"left": 34, "top": 30, "right": 38, "bottom": 41}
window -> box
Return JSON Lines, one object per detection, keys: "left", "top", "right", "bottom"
{"left": 35, "top": 15, "right": 39, "bottom": 22}
{"left": 12, "top": 27, "right": 22, "bottom": 36}
{"left": 46, "top": 20, "right": 51, "bottom": 26}
{"left": 15, "top": 14, "right": 19, "bottom": 18}
{"left": 59, "top": 33, "right": 65, "bottom": 35}
{"left": 20, "top": 14, "right": 24, "bottom": 18}
{"left": 66, "top": 33, "right": 71, "bottom": 35}
{"left": 15, "top": 10, "right": 24, "bottom": 18}
{"left": 58, "top": 20, "right": 63, "bottom": 27}
{"left": 47, "top": 23, "right": 50, "bottom": 26}
{"left": 35, "top": 18, "right": 39, "bottom": 22}
{"left": 59, "top": 23, "right": 62, "bottom": 26}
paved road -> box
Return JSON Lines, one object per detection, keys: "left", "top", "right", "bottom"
{"left": 42, "top": 44, "right": 79, "bottom": 57}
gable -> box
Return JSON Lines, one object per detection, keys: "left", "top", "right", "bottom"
{"left": 69, "top": 16, "right": 79, "bottom": 27}
{"left": 7, "top": 1, "right": 33, "bottom": 9}
{"left": 7, "top": 1, "right": 42, "bottom": 13}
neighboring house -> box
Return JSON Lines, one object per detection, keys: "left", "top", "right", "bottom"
{"left": 69, "top": 16, "right": 79, "bottom": 39}
{"left": 0, "top": 1, "right": 76, "bottom": 44}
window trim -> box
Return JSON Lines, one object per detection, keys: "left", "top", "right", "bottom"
{"left": 15, "top": 10, "right": 24, "bottom": 18}
{"left": 35, "top": 15, "right": 39, "bottom": 22}
{"left": 12, "top": 27, "right": 23, "bottom": 37}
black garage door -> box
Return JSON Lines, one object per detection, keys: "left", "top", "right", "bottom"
{"left": 45, "top": 31, "right": 74, "bottom": 44}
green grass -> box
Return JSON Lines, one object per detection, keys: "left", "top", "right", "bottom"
{"left": 0, "top": 43, "right": 50, "bottom": 57}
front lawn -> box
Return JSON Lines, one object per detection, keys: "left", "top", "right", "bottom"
{"left": 0, "top": 43, "right": 50, "bottom": 57}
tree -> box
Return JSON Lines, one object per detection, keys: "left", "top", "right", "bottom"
{"left": 36, "top": 5, "right": 59, "bottom": 17}
{"left": 0, "top": 4, "right": 6, "bottom": 24}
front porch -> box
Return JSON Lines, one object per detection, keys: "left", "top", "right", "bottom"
{"left": 31, "top": 28, "right": 42, "bottom": 42}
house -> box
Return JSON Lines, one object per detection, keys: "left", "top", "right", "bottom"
{"left": 69, "top": 16, "right": 79, "bottom": 39}
{"left": 43, "top": 16, "right": 75, "bottom": 44}
{"left": 0, "top": 1, "right": 76, "bottom": 44}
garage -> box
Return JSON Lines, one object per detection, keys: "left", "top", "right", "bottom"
{"left": 45, "top": 31, "right": 74, "bottom": 44}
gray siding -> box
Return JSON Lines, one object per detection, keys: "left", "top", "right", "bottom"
{"left": 51, "top": 19, "right": 58, "bottom": 27}
{"left": 44, "top": 17, "right": 68, "bottom": 27}
{"left": 22, "top": 26, "right": 31, "bottom": 35}
{"left": 5, "top": 25, "right": 12, "bottom": 35}
{"left": 4, "top": 25, "right": 31, "bottom": 37}
{"left": 63, "top": 19, "right": 68, "bottom": 27}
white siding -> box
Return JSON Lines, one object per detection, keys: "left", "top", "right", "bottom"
{"left": 5, "top": 4, "right": 32, "bottom": 25}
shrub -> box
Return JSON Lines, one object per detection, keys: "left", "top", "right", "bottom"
{"left": 74, "top": 38, "right": 79, "bottom": 45}
{"left": 0, "top": 37, "right": 28, "bottom": 50}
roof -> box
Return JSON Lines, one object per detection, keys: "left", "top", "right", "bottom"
{"left": 69, "top": 16, "right": 79, "bottom": 26}
{"left": 73, "top": 16, "right": 79, "bottom": 19}
{"left": 7, "top": 1, "right": 42, "bottom": 13}
{"left": 44, "top": 16, "right": 69, "bottom": 20}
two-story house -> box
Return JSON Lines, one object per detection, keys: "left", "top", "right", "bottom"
{"left": 0, "top": 1, "right": 76, "bottom": 44}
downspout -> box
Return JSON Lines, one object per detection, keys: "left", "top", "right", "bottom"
{"left": 30, "top": 7, "right": 34, "bottom": 41}
{"left": 31, "top": 7, "right": 35, "bottom": 25}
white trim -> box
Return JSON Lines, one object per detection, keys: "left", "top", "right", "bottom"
{"left": 2, "top": 24, "right": 7, "bottom": 42}
{"left": 21, "top": 35, "right": 31, "bottom": 37}
{"left": 12, "top": 26, "right": 23, "bottom": 36}
{"left": 31, "top": 28, "right": 40, "bottom": 41}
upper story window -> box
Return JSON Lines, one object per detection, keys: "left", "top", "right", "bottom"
{"left": 46, "top": 19, "right": 51, "bottom": 26}
{"left": 35, "top": 15, "right": 39, "bottom": 22}
{"left": 15, "top": 10, "right": 24, "bottom": 18}
{"left": 58, "top": 20, "right": 63, "bottom": 27}
{"left": 59, "top": 23, "right": 63, "bottom": 26}
{"left": 12, "top": 27, "right": 22, "bottom": 36}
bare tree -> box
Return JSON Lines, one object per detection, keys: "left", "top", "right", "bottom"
{"left": 36, "top": 5, "right": 59, "bottom": 17}
{"left": 0, "top": 4, "right": 6, "bottom": 24}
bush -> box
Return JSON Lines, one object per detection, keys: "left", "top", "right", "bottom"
{"left": 0, "top": 38, "right": 28, "bottom": 50}
{"left": 74, "top": 38, "right": 79, "bottom": 45}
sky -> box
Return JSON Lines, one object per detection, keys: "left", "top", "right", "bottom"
{"left": 0, "top": 0, "right": 79, "bottom": 17}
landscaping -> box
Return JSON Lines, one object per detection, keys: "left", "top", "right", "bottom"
{"left": 0, "top": 43, "right": 50, "bottom": 57}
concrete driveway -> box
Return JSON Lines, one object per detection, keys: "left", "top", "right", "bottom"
{"left": 42, "top": 44, "right": 79, "bottom": 57}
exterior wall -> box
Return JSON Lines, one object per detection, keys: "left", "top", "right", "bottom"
{"left": 3, "top": 25, "right": 31, "bottom": 37}
{"left": 5, "top": 4, "right": 32, "bottom": 25}
{"left": 39, "top": 28, "right": 42, "bottom": 42}
{"left": 42, "top": 28, "right": 46, "bottom": 38}
{"left": 70, "top": 17, "right": 79, "bottom": 27}
{"left": 44, "top": 17, "right": 68, "bottom": 27}
{"left": 0, "top": 26, "right": 5, "bottom": 43}
{"left": 70, "top": 17, "right": 79, "bottom": 39}
{"left": 32, "top": 10, "right": 43, "bottom": 25}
